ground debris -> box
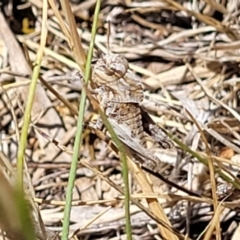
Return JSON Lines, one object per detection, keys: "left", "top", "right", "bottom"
{"left": 1, "top": 0, "right": 240, "bottom": 239}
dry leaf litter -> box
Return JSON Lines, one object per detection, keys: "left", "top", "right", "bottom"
{"left": 1, "top": 0, "right": 240, "bottom": 239}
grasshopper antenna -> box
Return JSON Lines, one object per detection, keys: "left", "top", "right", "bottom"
{"left": 106, "top": 19, "right": 111, "bottom": 55}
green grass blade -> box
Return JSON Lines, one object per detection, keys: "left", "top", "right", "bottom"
{"left": 16, "top": 0, "right": 48, "bottom": 191}
{"left": 95, "top": 106, "right": 133, "bottom": 240}
{"left": 173, "top": 137, "right": 240, "bottom": 188}
{"left": 61, "top": 1, "right": 101, "bottom": 239}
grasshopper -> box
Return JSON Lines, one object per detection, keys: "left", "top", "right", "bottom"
{"left": 89, "top": 52, "right": 200, "bottom": 197}
{"left": 90, "top": 53, "right": 173, "bottom": 166}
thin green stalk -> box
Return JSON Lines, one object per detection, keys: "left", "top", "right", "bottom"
{"left": 61, "top": 1, "right": 101, "bottom": 239}
{"left": 173, "top": 137, "right": 240, "bottom": 189}
{"left": 16, "top": 0, "right": 48, "bottom": 191}
{"left": 60, "top": 0, "right": 132, "bottom": 238}
{"left": 96, "top": 106, "right": 132, "bottom": 239}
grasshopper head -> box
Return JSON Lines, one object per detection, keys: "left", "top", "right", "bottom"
{"left": 92, "top": 54, "right": 129, "bottom": 87}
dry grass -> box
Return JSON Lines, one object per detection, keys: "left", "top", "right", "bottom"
{"left": 1, "top": 0, "right": 240, "bottom": 239}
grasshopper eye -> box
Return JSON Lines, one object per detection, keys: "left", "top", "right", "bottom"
{"left": 104, "top": 65, "right": 115, "bottom": 76}
{"left": 109, "top": 62, "right": 128, "bottom": 77}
